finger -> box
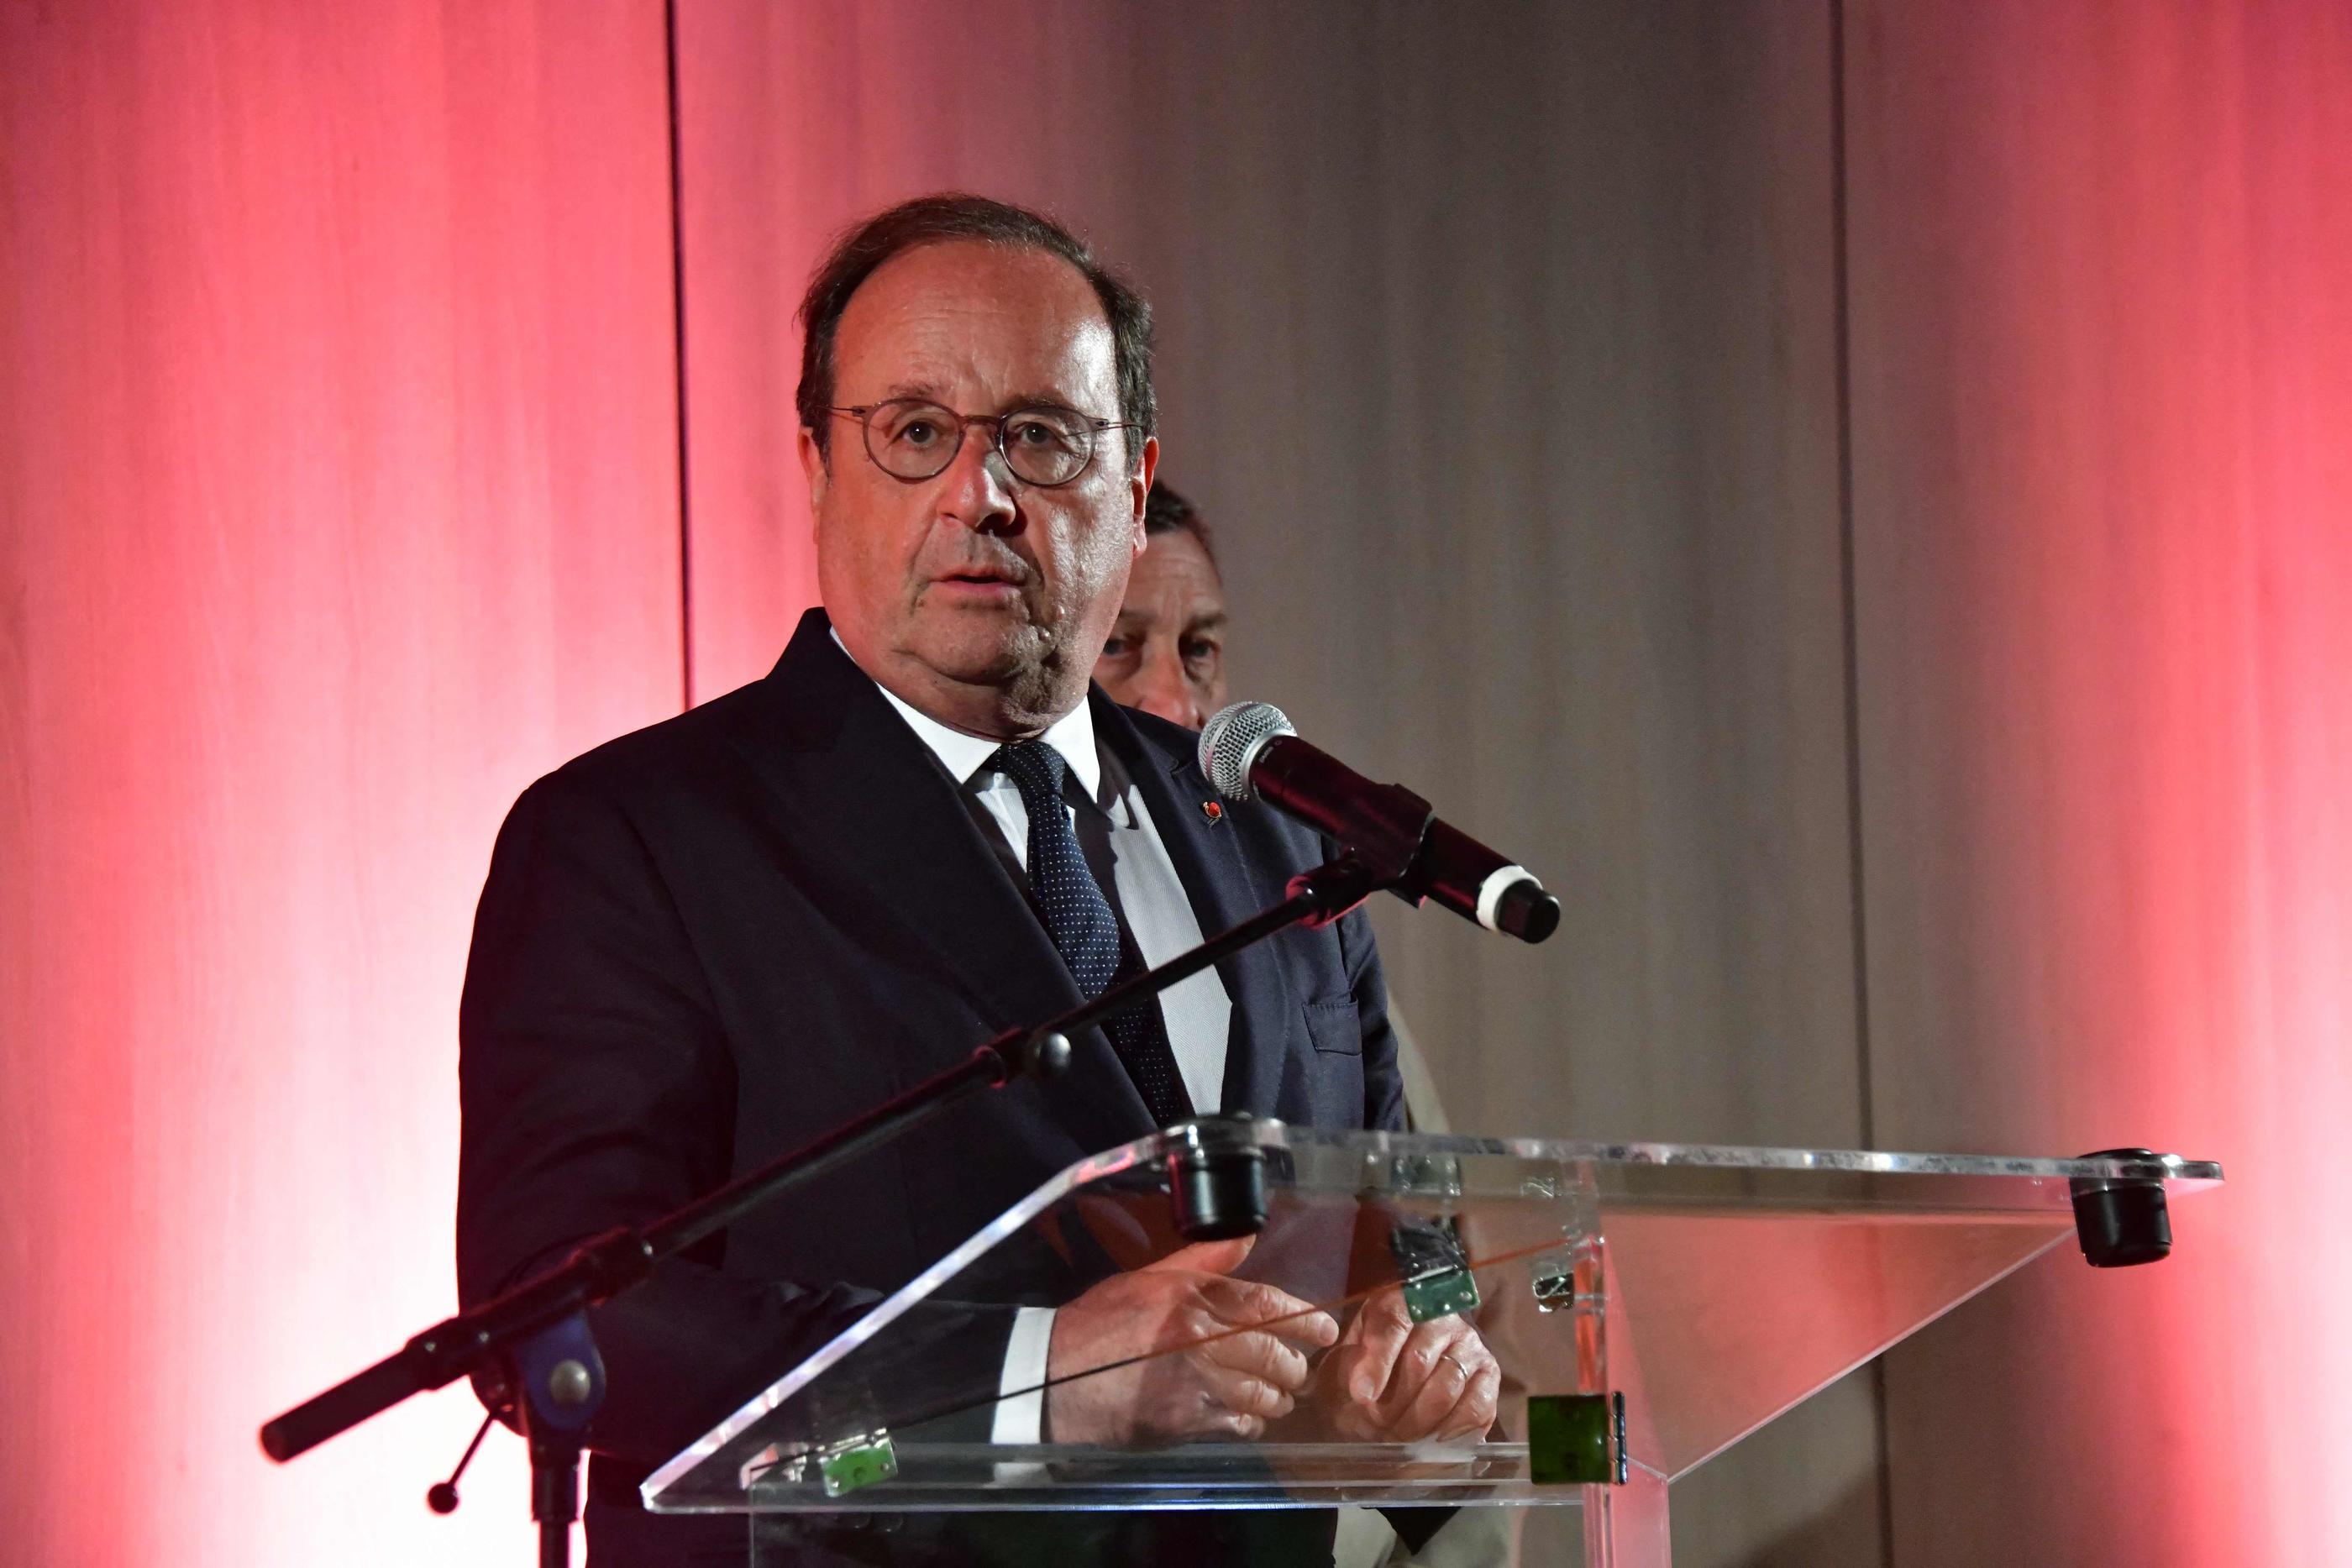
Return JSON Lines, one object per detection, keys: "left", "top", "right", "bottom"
{"left": 1373, "top": 1321, "right": 1447, "bottom": 1411}
{"left": 1142, "top": 1235, "right": 1255, "bottom": 1276}
{"left": 1326, "top": 1355, "right": 1399, "bottom": 1444}
{"left": 1432, "top": 1357, "right": 1503, "bottom": 1443}
{"left": 1134, "top": 1356, "right": 1269, "bottom": 1444}
{"left": 1194, "top": 1277, "right": 1338, "bottom": 1345}
{"left": 1380, "top": 1330, "right": 1476, "bottom": 1440}
{"left": 1199, "top": 1325, "right": 1314, "bottom": 1393}
{"left": 1318, "top": 1341, "right": 1376, "bottom": 1415}
{"left": 1194, "top": 1361, "right": 1297, "bottom": 1423}
{"left": 1344, "top": 1290, "right": 1418, "bottom": 1403}
{"left": 1158, "top": 1386, "right": 1268, "bottom": 1443}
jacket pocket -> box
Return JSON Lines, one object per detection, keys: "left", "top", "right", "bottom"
{"left": 1302, "top": 997, "right": 1362, "bottom": 1056}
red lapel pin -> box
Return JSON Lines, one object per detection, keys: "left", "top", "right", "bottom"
{"left": 1200, "top": 800, "right": 1224, "bottom": 826}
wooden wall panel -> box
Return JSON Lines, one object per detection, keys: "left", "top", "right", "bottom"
{"left": 672, "top": 0, "right": 1142, "bottom": 702}
{"left": 1846, "top": 3, "right": 2352, "bottom": 1561}
{"left": 0, "top": 3, "right": 680, "bottom": 1561}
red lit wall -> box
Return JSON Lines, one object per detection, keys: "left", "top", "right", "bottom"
{"left": 0, "top": 3, "right": 680, "bottom": 1562}
{"left": 1849, "top": 3, "right": 2352, "bottom": 1560}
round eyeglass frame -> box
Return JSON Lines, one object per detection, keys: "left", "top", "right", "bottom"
{"left": 826, "top": 399, "right": 1140, "bottom": 489}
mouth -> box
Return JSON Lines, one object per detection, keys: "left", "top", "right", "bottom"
{"left": 931, "top": 564, "right": 1027, "bottom": 595}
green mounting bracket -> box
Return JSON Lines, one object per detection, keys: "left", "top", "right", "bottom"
{"left": 1527, "top": 1392, "right": 1626, "bottom": 1486}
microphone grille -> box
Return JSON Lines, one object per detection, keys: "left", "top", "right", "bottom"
{"left": 1199, "top": 701, "right": 1295, "bottom": 801}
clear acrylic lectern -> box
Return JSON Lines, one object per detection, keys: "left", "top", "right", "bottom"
{"left": 643, "top": 1121, "right": 2218, "bottom": 1565}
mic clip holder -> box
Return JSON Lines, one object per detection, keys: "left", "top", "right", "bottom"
{"left": 1282, "top": 789, "right": 1436, "bottom": 928}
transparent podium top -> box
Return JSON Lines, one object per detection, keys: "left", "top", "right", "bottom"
{"left": 644, "top": 1120, "right": 2218, "bottom": 1516}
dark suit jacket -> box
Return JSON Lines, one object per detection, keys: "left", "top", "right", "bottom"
{"left": 457, "top": 608, "right": 1402, "bottom": 1565}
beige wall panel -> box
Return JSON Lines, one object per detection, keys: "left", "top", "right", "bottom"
{"left": 675, "top": 2, "right": 1874, "bottom": 1560}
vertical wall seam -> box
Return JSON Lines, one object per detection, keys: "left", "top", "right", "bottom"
{"left": 1831, "top": 0, "right": 1872, "bottom": 1160}
{"left": 664, "top": 0, "right": 695, "bottom": 711}
{"left": 1829, "top": 3, "right": 1898, "bottom": 1565}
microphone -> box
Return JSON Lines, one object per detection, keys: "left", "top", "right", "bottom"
{"left": 1199, "top": 702, "right": 1561, "bottom": 944}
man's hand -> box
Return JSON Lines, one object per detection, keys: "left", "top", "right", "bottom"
{"left": 1309, "top": 1287, "right": 1500, "bottom": 1444}
{"left": 1043, "top": 1236, "right": 1340, "bottom": 1447}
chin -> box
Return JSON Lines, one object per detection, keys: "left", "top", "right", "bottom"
{"left": 908, "top": 616, "right": 1044, "bottom": 687}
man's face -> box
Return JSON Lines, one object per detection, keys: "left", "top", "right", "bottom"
{"left": 801, "top": 240, "right": 1156, "bottom": 737}
{"left": 1094, "top": 526, "right": 1228, "bottom": 731}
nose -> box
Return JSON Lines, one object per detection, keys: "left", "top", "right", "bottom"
{"left": 1132, "top": 647, "right": 1206, "bottom": 731}
{"left": 933, "top": 422, "right": 1019, "bottom": 534}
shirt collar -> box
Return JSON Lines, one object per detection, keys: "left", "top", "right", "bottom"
{"left": 835, "top": 627, "right": 1105, "bottom": 802}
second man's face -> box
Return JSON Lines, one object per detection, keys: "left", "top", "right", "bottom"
{"left": 1095, "top": 526, "right": 1228, "bottom": 731}
{"left": 802, "top": 239, "right": 1154, "bottom": 737}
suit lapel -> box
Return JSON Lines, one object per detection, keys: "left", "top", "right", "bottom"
{"left": 725, "top": 612, "right": 1153, "bottom": 1151}
{"left": 1095, "top": 694, "right": 1298, "bottom": 1118}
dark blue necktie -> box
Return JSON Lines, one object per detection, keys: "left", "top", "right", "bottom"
{"left": 990, "top": 740, "right": 1193, "bottom": 1127}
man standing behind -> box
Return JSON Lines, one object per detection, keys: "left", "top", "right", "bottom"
{"left": 1092, "top": 483, "right": 1231, "bottom": 731}
{"left": 1091, "top": 483, "right": 1510, "bottom": 1568}
{"left": 1095, "top": 483, "right": 1454, "bottom": 1137}
{"left": 459, "top": 196, "right": 1495, "bottom": 1565}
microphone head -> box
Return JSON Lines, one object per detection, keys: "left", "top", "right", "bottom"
{"left": 1199, "top": 701, "right": 1295, "bottom": 801}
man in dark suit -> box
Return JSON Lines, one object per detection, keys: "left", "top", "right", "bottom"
{"left": 457, "top": 195, "right": 1498, "bottom": 1565}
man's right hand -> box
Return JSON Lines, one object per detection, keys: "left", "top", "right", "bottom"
{"left": 1042, "top": 1236, "right": 1340, "bottom": 1446}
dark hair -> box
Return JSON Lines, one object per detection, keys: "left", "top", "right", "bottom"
{"left": 796, "top": 193, "right": 1156, "bottom": 466}
{"left": 1143, "top": 482, "right": 1217, "bottom": 567}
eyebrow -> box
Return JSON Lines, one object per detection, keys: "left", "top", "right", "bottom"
{"left": 1184, "top": 613, "right": 1231, "bottom": 635}
{"left": 1000, "top": 388, "right": 1086, "bottom": 412}
{"left": 878, "top": 382, "right": 1090, "bottom": 413}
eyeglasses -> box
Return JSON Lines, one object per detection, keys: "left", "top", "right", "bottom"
{"left": 827, "top": 399, "right": 1138, "bottom": 489}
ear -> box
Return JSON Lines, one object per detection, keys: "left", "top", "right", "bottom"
{"left": 797, "top": 425, "right": 829, "bottom": 530}
{"left": 1129, "top": 436, "right": 1159, "bottom": 559}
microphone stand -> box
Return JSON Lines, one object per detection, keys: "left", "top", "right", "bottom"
{"left": 259, "top": 849, "right": 1402, "bottom": 1568}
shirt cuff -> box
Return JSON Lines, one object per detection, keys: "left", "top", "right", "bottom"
{"left": 989, "top": 1305, "right": 1056, "bottom": 1445}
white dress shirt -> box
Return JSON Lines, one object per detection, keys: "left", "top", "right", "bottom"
{"left": 851, "top": 648, "right": 1234, "bottom": 1448}
{"left": 864, "top": 674, "right": 1233, "bottom": 1112}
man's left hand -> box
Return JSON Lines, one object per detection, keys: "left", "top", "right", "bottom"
{"left": 1307, "top": 1289, "right": 1500, "bottom": 1444}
